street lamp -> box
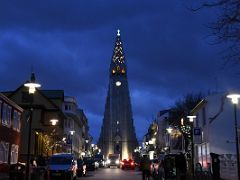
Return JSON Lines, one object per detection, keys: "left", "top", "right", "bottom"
{"left": 50, "top": 119, "right": 59, "bottom": 155}
{"left": 50, "top": 119, "right": 59, "bottom": 126}
{"left": 187, "top": 115, "right": 196, "bottom": 180}
{"left": 69, "top": 130, "right": 75, "bottom": 154}
{"left": 91, "top": 144, "right": 95, "bottom": 156}
{"left": 227, "top": 93, "right": 240, "bottom": 180}
{"left": 166, "top": 127, "right": 173, "bottom": 134}
{"left": 24, "top": 72, "right": 41, "bottom": 180}
{"left": 166, "top": 127, "right": 173, "bottom": 153}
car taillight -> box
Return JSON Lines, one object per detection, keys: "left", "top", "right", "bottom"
{"left": 131, "top": 162, "right": 134, "bottom": 166}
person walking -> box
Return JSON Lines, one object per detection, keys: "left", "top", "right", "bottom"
{"left": 140, "top": 155, "right": 151, "bottom": 180}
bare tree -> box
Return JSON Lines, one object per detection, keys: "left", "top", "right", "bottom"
{"left": 191, "top": 0, "right": 240, "bottom": 64}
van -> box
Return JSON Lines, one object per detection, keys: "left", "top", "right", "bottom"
{"left": 106, "top": 154, "right": 120, "bottom": 168}
{"left": 48, "top": 153, "right": 77, "bottom": 180}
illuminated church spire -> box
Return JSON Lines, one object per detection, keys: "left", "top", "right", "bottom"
{"left": 98, "top": 30, "right": 138, "bottom": 159}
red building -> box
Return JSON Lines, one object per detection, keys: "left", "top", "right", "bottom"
{"left": 0, "top": 93, "right": 23, "bottom": 166}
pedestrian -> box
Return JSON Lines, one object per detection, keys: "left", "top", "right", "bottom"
{"left": 175, "top": 153, "right": 187, "bottom": 180}
{"left": 140, "top": 155, "right": 151, "bottom": 180}
{"left": 156, "top": 160, "right": 165, "bottom": 180}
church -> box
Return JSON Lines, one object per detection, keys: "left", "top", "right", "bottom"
{"left": 98, "top": 30, "right": 138, "bottom": 160}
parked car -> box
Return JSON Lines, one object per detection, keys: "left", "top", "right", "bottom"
{"left": 76, "top": 159, "right": 86, "bottom": 177}
{"left": 120, "top": 159, "right": 135, "bottom": 170}
{"left": 48, "top": 153, "right": 77, "bottom": 180}
{"left": 83, "top": 157, "right": 98, "bottom": 171}
{"left": 9, "top": 162, "right": 26, "bottom": 180}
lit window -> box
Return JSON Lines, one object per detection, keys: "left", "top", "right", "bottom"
{"left": 10, "top": 144, "right": 19, "bottom": 164}
{"left": 13, "top": 110, "right": 21, "bottom": 132}
{"left": 117, "top": 66, "right": 120, "bottom": 72}
{"left": 2, "top": 103, "right": 8, "bottom": 126}
{"left": 7, "top": 106, "right": 12, "bottom": 127}
{"left": 0, "top": 141, "right": 9, "bottom": 163}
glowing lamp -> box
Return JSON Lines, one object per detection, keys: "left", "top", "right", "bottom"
{"left": 187, "top": 115, "right": 196, "bottom": 122}
{"left": 116, "top": 81, "right": 121, "bottom": 87}
{"left": 70, "top": 130, "right": 75, "bottom": 135}
{"left": 24, "top": 73, "right": 41, "bottom": 94}
{"left": 227, "top": 94, "right": 240, "bottom": 104}
{"left": 166, "top": 127, "right": 173, "bottom": 134}
{"left": 50, "top": 119, "right": 58, "bottom": 126}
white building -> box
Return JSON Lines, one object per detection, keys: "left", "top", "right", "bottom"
{"left": 63, "top": 96, "right": 88, "bottom": 157}
{"left": 192, "top": 92, "right": 239, "bottom": 179}
{"left": 156, "top": 110, "right": 170, "bottom": 151}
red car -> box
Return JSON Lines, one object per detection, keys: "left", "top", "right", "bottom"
{"left": 120, "top": 159, "right": 135, "bottom": 170}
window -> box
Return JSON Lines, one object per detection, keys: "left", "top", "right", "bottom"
{"left": 7, "top": 106, "right": 12, "bottom": 127}
{"left": 13, "top": 110, "right": 21, "bottom": 132}
{"left": 65, "top": 105, "right": 71, "bottom": 111}
{"left": 2, "top": 103, "right": 7, "bottom": 126}
{"left": 0, "top": 141, "right": 9, "bottom": 163}
{"left": 65, "top": 105, "right": 68, "bottom": 110}
{"left": 10, "top": 144, "right": 19, "bottom": 164}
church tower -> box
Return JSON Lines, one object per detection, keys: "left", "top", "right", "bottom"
{"left": 98, "top": 30, "right": 138, "bottom": 160}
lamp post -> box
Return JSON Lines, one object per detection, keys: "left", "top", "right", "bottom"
{"left": 227, "top": 93, "right": 240, "bottom": 180}
{"left": 50, "top": 119, "right": 58, "bottom": 155}
{"left": 187, "top": 115, "right": 196, "bottom": 180}
{"left": 166, "top": 127, "right": 173, "bottom": 153}
{"left": 85, "top": 139, "right": 89, "bottom": 156}
{"left": 24, "top": 73, "right": 41, "bottom": 180}
{"left": 91, "top": 144, "right": 95, "bottom": 156}
{"left": 70, "top": 130, "right": 75, "bottom": 154}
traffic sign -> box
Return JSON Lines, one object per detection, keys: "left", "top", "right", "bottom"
{"left": 193, "top": 127, "right": 202, "bottom": 144}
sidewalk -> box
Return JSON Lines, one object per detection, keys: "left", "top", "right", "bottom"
{"left": 0, "top": 173, "right": 8, "bottom": 180}
{"left": 186, "top": 171, "right": 213, "bottom": 180}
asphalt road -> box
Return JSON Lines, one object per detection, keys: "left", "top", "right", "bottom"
{"left": 78, "top": 167, "right": 142, "bottom": 180}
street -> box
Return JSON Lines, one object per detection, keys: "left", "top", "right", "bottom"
{"left": 79, "top": 168, "right": 142, "bottom": 180}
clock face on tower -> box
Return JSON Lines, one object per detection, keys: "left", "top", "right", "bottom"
{"left": 115, "top": 81, "right": 121, "bottom": 87}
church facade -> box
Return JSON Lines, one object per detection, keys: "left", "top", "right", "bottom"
{"left": 98, "top": 30, "right": 138, "bottom": 160}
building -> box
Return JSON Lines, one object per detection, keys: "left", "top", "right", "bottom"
{"left": 0, "top": 93, "right": 23, "bottom": 165}
{"left": 191, "top": 92, "right": 239, "bottom": 179}
{"left": 141, "top": 122, "right": 158, "bottom": 160}
{"left": 156, "top": 110, "right": 170, "bottom": 152}
{"left": 63, "top": 96, "right": 89, "bottom": 157}
{"left": 155, "top": 109, "right": 185, "bottom": 154}
{"left": 3, "top": 86, "right": 65, "bottom": 162}
{"left": 98, "top": 30, "right": 138, "bottom": 160}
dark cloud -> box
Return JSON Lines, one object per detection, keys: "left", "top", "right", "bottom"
{"left": 0, "top": 0, "right": 238, "bottom": 142}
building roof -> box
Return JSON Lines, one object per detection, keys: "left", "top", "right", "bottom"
{"left": 0, "top": 93, "right": 23, "bottom": 112}
{"left": 41, "top": 90, "right": 64, "bottom": 100}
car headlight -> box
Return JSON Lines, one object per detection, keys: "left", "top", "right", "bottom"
{"left": 115, "top": 160, "right": 120, "bottom": 164}
{"left": 106, "top": 159, "right": 110, "bottom": 164}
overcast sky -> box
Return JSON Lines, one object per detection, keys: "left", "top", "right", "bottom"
{"left": 1, "top": 1, "right": 239, "bottom": 142}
